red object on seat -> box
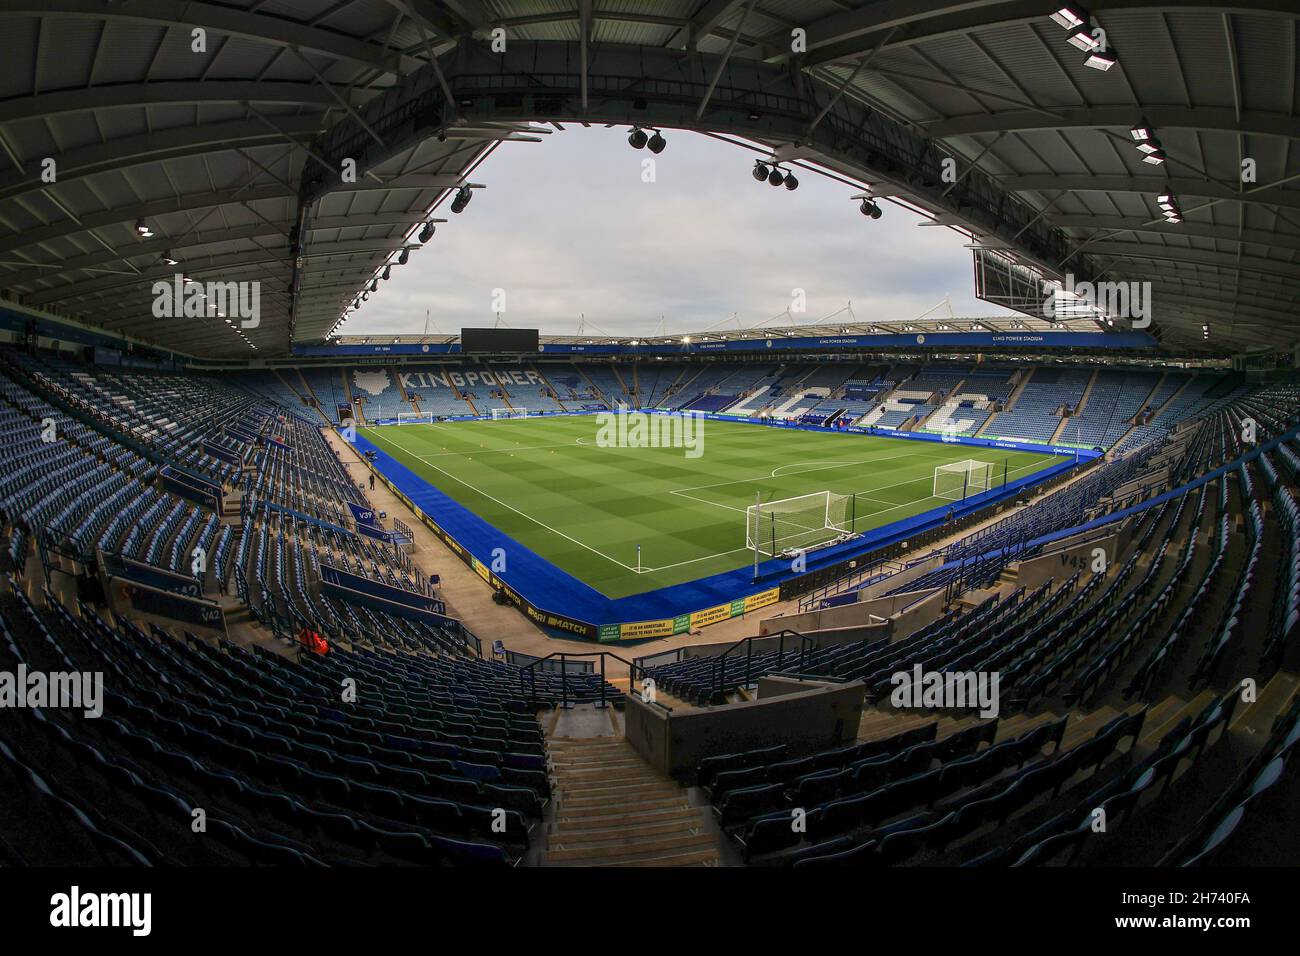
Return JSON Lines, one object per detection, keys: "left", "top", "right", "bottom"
{"left": 296, "top": 627, "right": 329, "bottom": 655}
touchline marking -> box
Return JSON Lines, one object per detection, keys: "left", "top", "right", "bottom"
{"left": 364, "top": 428, "right": 640, "bottom": 573}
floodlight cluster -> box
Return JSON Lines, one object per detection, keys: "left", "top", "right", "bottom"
{"left": 751, "top": 160, "right": 799, "bottom": 191}
{"left": 1049, "top": 5, "right": 1117, "bottom": 71}
{"left": 627, "top": 127, "right": 667, "bottom": 153}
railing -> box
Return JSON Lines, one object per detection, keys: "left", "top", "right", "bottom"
{"left": 518, "top": 650, "right": 656, "bottom": 711}
{"left": 707, "top": 629, "right": 814, "bottom": 703}
{"left": 505, "top": 649, "right": 594, "bottom": 673}
{"left": 797, "top": 555, "right": 908, "bottom": 612}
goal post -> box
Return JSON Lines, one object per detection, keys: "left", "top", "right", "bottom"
{"left": 933, "top": 459, "right": 994, "bottom": 501}
{"left": 396, "top": 411, "right": 433, "bottom": 425}
{"left": 491, "top": 407, "right": 528, "bottom": 420}
{"left": 746, "top": 491, "right": 851, "bottom": 557}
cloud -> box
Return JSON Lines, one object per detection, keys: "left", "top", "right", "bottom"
{"left": 348, "top": 127, "right": 1013, "bottom": 337}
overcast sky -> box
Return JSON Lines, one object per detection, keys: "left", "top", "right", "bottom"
{"left": 345, "top": 126, "right": 1012, "bottom": 338}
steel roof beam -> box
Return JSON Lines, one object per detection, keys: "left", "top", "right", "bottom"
{"left": 0, "top": 1, "right": 405, "bottom": 73}
{"left": 924, "top": 106, "right": 1300, "bottom": 143}
{"left": 1000, "top": 174, "right": 1300, "bottom": 212}
{"left": 0, "top": 117, "right": 323, "bottom": 204}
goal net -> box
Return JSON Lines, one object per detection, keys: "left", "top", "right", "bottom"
{"left": 491, "top": 407, "right": 528, "bottom": 420}
{"left": 396, "top": 411, "right": 433, "bottom": 425}
{"left": 746, "top": 491, "right": 850, "bottom": 556}
{"left": 934, "top": 459, "right": 994, "bottom": 501}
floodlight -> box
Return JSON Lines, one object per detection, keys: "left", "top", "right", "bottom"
{"left": 1067, "top": 26, "right": 1100, "bottom": 51}
{"left": 1050, "top": 6, "right": 1087, "bottom": 30}
{"left": 450, "top": 186, "right": 473, "bottom": 213}
{"left": 1084, "top": 50, "right": 1117, "bottom": 71}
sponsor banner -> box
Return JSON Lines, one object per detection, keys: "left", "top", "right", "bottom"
{"left": 743, "top": 587, "right": 781, "bottom": 614}
{"left": 613, "top": 618, "right": 678, "bottom": 641}
{"left": 602, "top": 586, "right": 785, "bottom": 641}
{"left": 520, "top": 601, "right": 597, "bottom": 639}
{"left": 690, "top": 603, "right": 733, "bottom": 630}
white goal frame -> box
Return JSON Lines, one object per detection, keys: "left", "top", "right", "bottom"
{"left": 491, "top": 407, "right": 528, "bottom": 420}
{"left": 396, "top": 411, "right": 433, "bottom": 425}
{"left": 746, "top": 491, "right": 850, "bottom": 557}
{"left": 933, "top": 459, "right": 993, "bottom": 501}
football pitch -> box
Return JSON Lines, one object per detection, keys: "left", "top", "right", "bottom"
{"left": 360, "top": 416, "right": 1070, "bottom": 599}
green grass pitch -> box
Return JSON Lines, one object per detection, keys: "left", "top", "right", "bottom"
{"left": 360, "top": 417, "right": 1070, "bottom": 599}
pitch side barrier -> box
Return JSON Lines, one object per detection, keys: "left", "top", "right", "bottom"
{"left": 344, "top": 415, "right": 1087, "bottom": 642}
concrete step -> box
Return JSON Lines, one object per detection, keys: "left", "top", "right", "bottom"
{"left": 584, "top": 847, "right": 720, "bottom": 867}
{"left": 995, "top": 711, "right": 1058, "bottom": 743}
{"left": 550, "top": 803, "right": 706, "bottom": 830}
{"left": 547, "top": 809, "right": 711, "bottom": 840}
{"left": 553, "top": 778, "right": 684, "bottom": 800}
{"left": 553, "top": 759, "right": 665, "bottom": 780}
{"left": 1139, "top": 690, "right": 1217, "bottom": 749}
{"left": 546, "top": 829, "right": 717, "bottom": 863}
{"left": 555, "top": 790, "right": 692, "bottom": 813}
{"left": 1060, "top": 706, "right": 1119, "bottom": 750}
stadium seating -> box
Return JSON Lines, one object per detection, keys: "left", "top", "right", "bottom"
{"left": 983, "top": 367, "right": 1093, "bottom": 444}
{"left": 0, "top": 343, "right": 1294, "bottom": 873}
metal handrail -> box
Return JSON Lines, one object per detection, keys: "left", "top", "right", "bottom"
{"left": 709, "top": 628, "right": 812, "bottom": 701}
{"left": 517, "top": 650, "right": 651, "bottom": 710}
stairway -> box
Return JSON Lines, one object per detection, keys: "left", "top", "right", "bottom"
{"left": 393, "top": 367, "right": 420, "bottom": 414}
{"left": 541, "top": 708, "right": 722, "bottom": 866}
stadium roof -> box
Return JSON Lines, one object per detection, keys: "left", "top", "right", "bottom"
{"left": 1, "top": 1, "right": 1296, "bottom": 358}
